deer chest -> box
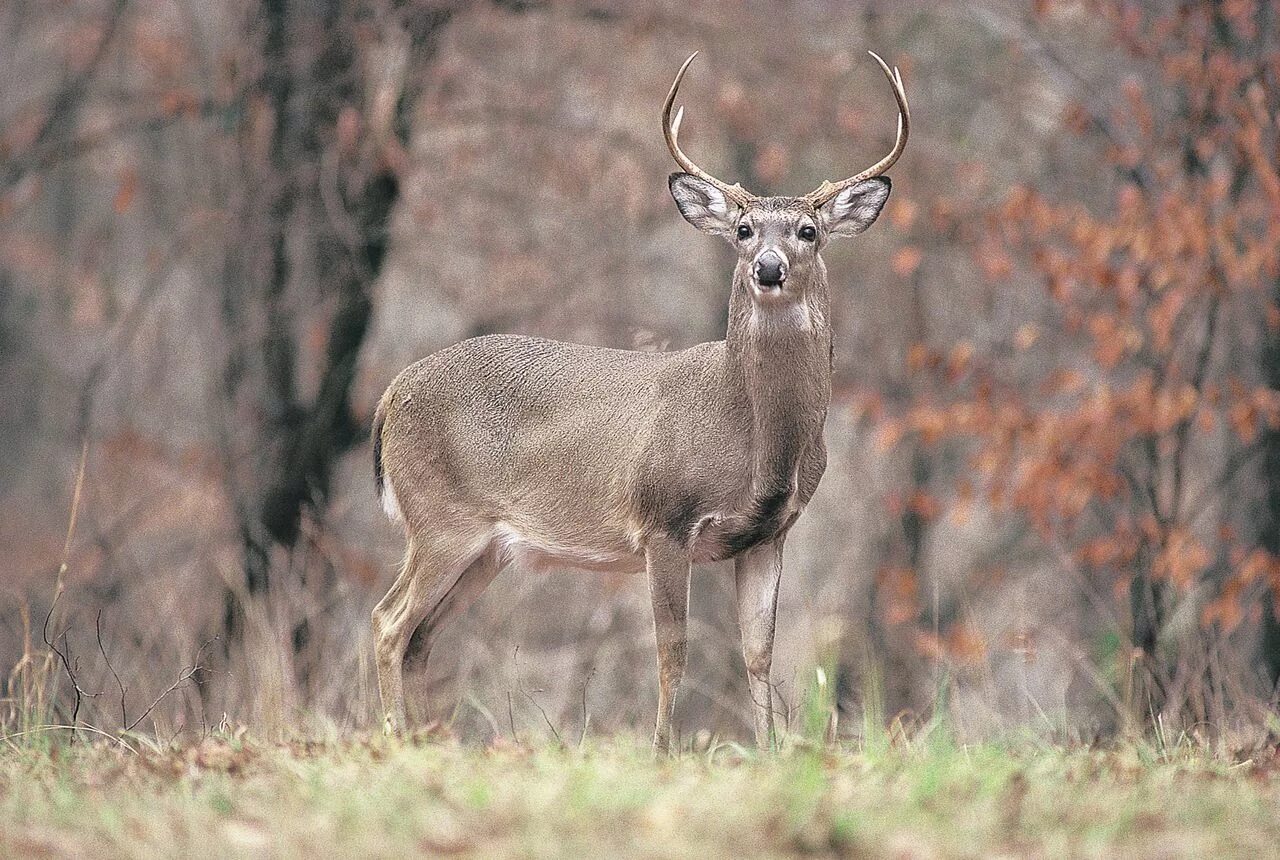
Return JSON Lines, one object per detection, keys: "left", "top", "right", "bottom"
{"left": 667, "top": 440, "right": 826, "bottom": 561}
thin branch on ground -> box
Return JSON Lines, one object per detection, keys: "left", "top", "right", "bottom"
{"left": 44, "top": 627, "right": 100, "bottom": 734}
{"left": 579, "top": 666, "right": 595, "bottom": 748}
{"left": 95, "top": 610, "right": 128, "bottom": 728}
{"left": 0, "top": 723, "right": 138, "bottom": 754}
{"left": 124, "top": 636, "right": 218, "bottom": 733}
{"left": 42, "top": 441, "right": 96, "bottom": 738}
{"left": 513, "top": 646, "right": 563, "bottom": 747}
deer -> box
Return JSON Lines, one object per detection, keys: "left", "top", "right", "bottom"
{"left": 371, "top": 51, "right": 909, "bottom": 751}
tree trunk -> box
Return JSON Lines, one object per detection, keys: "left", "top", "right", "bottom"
{"left": 218, "top": 0, "right": 453, "bottom": 643}
{"left": 1258, "top": 281, "right": 1280, "bottom": 690}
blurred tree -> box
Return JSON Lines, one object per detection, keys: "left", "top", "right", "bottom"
{"left": 0, "top": 0, "right": 128, "bottom": 194}
{"left": 0, "top": 0, "right": 129, "bottom": 490}
{"left": 893, "top": 0, "right": 1280, "bottom": 726}
{"left": 216, "top": 0, "right": 457, "bottom": 641}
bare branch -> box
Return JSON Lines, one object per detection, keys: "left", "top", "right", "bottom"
{"left": 41, "top": 620, "right": 99, "bottom": 738}
{"left": 512, "top": 646, "right": 563, "bottom": 747}
{"left": 1170, "top": 294, "right": 1222, "bottom": 524}
{"left": 969, "top": 7, "right": 1154, "bottom": 191}
{"left": 41, "top": 440, "right": 94, "bottom": 738}
{"left": 5, "top": 99, "right": 231, "bottom": 196}
{"left": 578, "top": 667, "right": 594, "bottom": 748}
{"left": 95, "top": 610, "right": 128, "bottom": 728}
{"left": 124, "top": 636, "right": 218, "bottom": 734}
{"left": 0, "top": 724, "right": 137, "bottom": 754}
{"left": 1, "top": 0, "right": 130, "bottom": 190}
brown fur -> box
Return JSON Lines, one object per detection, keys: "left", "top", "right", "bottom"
{"left": 372, "top": 176, "right": 891, "bottom": 749}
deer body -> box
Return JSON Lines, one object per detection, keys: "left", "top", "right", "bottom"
{"left": 379, "top": 265, "right": 831, "bottom": 563}
{"left": 372, "top": 53, "right": 908, "bottom": 750}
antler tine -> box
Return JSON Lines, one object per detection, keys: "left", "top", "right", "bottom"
{"left": 663, "top": 52, "right": 756, "bottom": 208}
{"left": 805, "top": 51, "right": 911, "bottom": 207}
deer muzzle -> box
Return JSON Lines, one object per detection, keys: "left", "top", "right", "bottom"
{"left": 754, "top": 250, "right": 788, "bottom": 288}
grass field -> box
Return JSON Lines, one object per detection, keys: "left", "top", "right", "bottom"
{"left": 3, "top": 729, "right": 1279, "bottom": 858}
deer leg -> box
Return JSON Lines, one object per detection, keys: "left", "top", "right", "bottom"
{"left": 735, "top": 538, "right": 784, "bottom": 749}
{"left": 373, "top": 532, "right": 484, "bottom": 734}
{"left": 404, "top": 547, "right": 500, "bottom": 673}
{"left": 646, "top": 538, "right": 691, "bottom": 754}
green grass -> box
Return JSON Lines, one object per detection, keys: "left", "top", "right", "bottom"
{"left": 2, "top": 731, "right": 1277, "bottom": 858}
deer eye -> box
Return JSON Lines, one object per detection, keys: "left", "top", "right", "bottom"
{"left": 798, "top": 224, "right": 817, "bottom": 242}
{"left": 736, "top": 224, "right": 753, "bottom": 241}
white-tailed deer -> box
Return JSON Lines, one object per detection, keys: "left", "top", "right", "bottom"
{"left": 372, "top": 51, "right": 908, "bottom": 750}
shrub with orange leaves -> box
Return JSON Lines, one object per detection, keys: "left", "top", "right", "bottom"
{"left": 883, "top": 1, "right": 1280, "bottom": 721}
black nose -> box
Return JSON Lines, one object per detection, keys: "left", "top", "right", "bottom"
{"left": 755, "top": 251, "right": 786, "bottom": 286}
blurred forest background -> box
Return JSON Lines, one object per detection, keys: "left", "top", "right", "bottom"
{"left": 3, "top": 0, "right": 1279, "bottom": 745}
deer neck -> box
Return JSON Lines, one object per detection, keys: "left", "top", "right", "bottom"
{"left": 723, "top": 270, "right": 832, "bottom": 491}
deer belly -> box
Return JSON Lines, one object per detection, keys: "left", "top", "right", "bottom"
{"left": 492, "top": 522, "right": 643, "bottom": 574}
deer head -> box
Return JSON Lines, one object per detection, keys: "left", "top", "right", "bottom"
{"left": 664, "top": 52, "right": 909, "bottom": 306}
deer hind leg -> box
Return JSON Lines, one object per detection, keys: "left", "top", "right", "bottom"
{"left": 373, "top": 530, "right": 487, "bottom": 734}
{"left": 646, "top": 537, "right": 692, "bottom": 755}
{"left": 403, "top": 546, "right": 501, "bottom": 673}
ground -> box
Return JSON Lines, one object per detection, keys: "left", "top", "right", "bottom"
{"left": 3, "top": 730, "right": 1278, "bottom": 858}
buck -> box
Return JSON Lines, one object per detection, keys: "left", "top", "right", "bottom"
{"left": 371, "top": 51, "right": 909, "bottom": 750}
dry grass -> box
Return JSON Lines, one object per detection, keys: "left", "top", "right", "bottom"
{"left": 3, "top": 729, "right": 1279, "bottom": 859}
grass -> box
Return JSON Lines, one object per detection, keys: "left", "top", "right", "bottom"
{"left": 3, "top": 729, "right": 1279, "bottom": 858}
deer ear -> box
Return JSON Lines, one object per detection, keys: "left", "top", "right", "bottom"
{"left": 820, "top": 177, "right": 891, "bottom": 238}
{"left": 669, "top": 173, "right": 741, "bottom": 236}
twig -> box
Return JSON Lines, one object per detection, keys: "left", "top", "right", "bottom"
{"left": 1169, "top": 293, "right": 1221, "bottom": 524}
{"left": 42, "top": 441, "right": 95, "bottom": 739}
{"left": 124, "top": 636, "right": 218, "bottom": 733}
{"left": 512, "top": 646, "right": 562, "bottom": 747}
{"left": 968, "top": 7, "right": 1154, "bottom": 191}
{"left": 0, "top": 724, "right": 137, "bottom": 755}
{"left": 578, "top": 667, "right": 595, "bottom": 748}
{"left": 1184, "top": 440, "right": 1266, "bottom": 529}
{"left": 770, "top": 676, "right": 791, "bottom": 737}
{"left": 54, "top": 630, "right": 99, "bottom": 732}
{"left": 95, "top": 609, "right": 128, "bottom": 728}
{"left": 0, "top": 0, "right": 130, "bottom": 191}
{"left": 55, "top": 440, "right": 90, "bottom": 596}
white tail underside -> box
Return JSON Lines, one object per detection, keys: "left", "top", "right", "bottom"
{"left": 381, "top": 480, "right": 403, "bottom": 522}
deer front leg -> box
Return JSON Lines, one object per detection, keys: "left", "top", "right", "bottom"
{"left": 646, "top": 538, "right": 691, "bottom": 755}
{"left": 735, "top": 538, "right": 784, "bottom": 749}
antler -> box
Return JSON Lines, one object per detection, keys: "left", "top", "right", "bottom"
{"left": 663, "top": 52, "right": 757, "bottom": 209}
{"left": 804, "top": 51, "right": 910, "bottom": 207}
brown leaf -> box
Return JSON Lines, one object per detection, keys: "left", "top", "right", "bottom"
{"left": 113, "top": 168, "right": 138, "bottom": 214}
{"left": 891, "top": 246, "right": 923, "bottom": 278}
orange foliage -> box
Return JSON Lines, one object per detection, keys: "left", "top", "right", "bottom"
{"left": 913, "top": 624, "right": 988, "bottom": 667}
{"left": 877, "top": 566, "right": 920, "bottom": 626}
{"left": 882, "top": 1, "right": 1280, "bottom": 651}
